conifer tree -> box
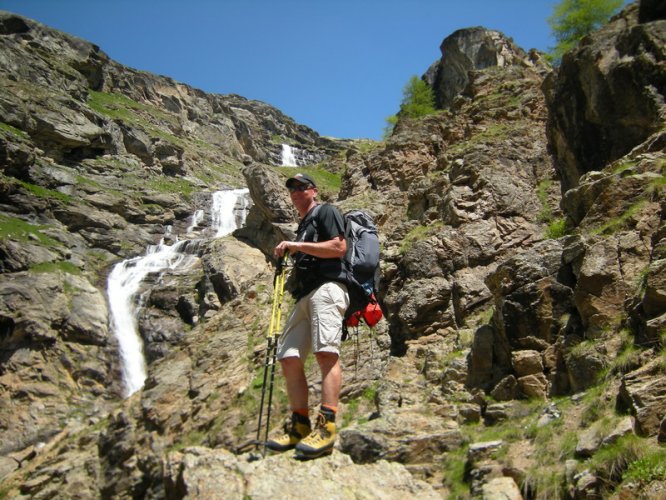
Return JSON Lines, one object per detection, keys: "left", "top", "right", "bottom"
{"left": 399, "top": 75, "right": 436, "bottom": 119}
{"left": 384, "top": 75, "right": 436, "bottom": 137}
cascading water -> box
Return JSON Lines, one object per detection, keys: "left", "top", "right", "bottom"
{"left": 212, "top": 188, "right": 250, "bottom": 237}
{"left": 280, "top": 144, "right": 298, "bottom": 166}
{"left": 107, "top": 188, "right": 250, "bottom": 396}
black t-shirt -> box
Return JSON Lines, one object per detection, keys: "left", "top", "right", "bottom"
{"left": 290, "top": 204, "right": 346, "bottom": 299}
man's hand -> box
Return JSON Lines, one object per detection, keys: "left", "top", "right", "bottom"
{"left": 274, "top": 236, "right": 346, "bottom": 260}
{"left": 274, "top": 240, "right": 292, "bottom": 258}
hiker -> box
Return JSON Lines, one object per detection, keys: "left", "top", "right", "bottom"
{"left": 266, "top": 172, "right": 349, "bottom": 458}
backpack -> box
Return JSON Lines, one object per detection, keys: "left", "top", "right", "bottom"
{"left": 340, "top": 210, "right": 383, "bottom": 338}
{"left": 300, "top": 205, "right": 383, "bottom": 337}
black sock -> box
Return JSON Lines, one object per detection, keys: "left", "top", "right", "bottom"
{"left": 320, "top": 406, "right": 336, "bottom": 423}
{"left": 292, "top": 412, "right": 310, "bottom": 425}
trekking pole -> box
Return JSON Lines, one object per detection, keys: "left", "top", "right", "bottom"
{"left": 255, "top": 251, "right": 289, "bottom": 456}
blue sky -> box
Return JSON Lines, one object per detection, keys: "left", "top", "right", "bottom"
{"left": 3, "top": 0, "right": 564, "bottom": 139}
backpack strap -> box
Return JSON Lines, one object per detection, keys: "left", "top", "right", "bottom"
{"left": 296, "top": 204, "right": 322, "bottom": 243}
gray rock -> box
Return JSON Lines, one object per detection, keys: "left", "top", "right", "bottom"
{"left": 617, "top": 358, "right": 666, "bottom": 437}
{"left": 428, "top": 27, "right": 540, "bottom": 109}
{"left": 481, "top": 476, "right": 523, "bottom": 500}
{"left": 164, "top": 448, "right": 441, "bottom": 499}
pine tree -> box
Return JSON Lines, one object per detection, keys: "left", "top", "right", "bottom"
{"left": 399, "top": 75, "right": 436, "bottom": 119}
{"left": 384, "top": 75, "right": 436, "bottom": 138}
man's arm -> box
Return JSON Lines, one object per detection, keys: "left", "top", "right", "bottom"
{"left": 274, "top": 235, "right": 346, "bottom": 259}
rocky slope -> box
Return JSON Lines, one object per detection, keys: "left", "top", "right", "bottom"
{"left": 1, "top": 2, "right": 665, "bottom": 499}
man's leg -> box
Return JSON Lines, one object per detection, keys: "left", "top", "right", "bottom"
{"left": 295, "top": 282, "right": 348, "bottom": 458}
{"left": 315, "top": 352, "right": 341, "bottom": 409}
{"left": 265, "top": 299, "right": 312, "bottom": 452}
{"left": 281, "top": 356, "right": 309, "bottom": 410}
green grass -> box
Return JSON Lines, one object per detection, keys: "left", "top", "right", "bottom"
{"left": 399, "top": 221, "right": 443, "bottom": 254}
{"left": 88, "top": 90, "right": 177, "bottom": 125}
{"left": 604, "top": 330, "right": 642, "bottom": 377}
{"left": 29, "top": 261, "right": 81, "bottom": 275}
{"left": 0, "top": 122, "right": 29, "bottom": 140}
{"left": 588, "top": 434, "right": 644, "bottom": 491}
{"left": 145, "top": 176, "right": 196, "bottom": 199}
{"left": 591, "top": 200, "right": 648, "bottom": 235}
{"left": 88, "top": 90, "right": 185, "bottom": 146}
{"left": 623, "top": 447, "right": 666, "bottom": 485}
{"left": 441, "top": 448, "right": 469, "bottom": 499}
{"left": 0, "top": 214, "right": 62, "bottom": 247}
{"left": 612, "top": 160, "right": 638, "bottom": 176}
{"left": 447, "top": 123, "right": 515, "bottom": 156}
{"left": 17, "top": 180, "right": 72, "bottom": 203}
{"left": 545, "top": 217, "right": 567, "bottom": 239}
{"left": 169, "top": 429, "right": 207, "bottom": 452}
{"left": 275, "top": 165, "right": 342, "bottom": 197}
{"left": 353, "top": 139, "right": 382, "bottom": 154}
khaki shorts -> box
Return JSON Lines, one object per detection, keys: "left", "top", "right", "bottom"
{"left": 277, "top": 282, "right": 349, "bottom": 359}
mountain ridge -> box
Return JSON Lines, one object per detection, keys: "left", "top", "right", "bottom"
{"left": 1, "top": 2, "right": 665, "bottom": 498}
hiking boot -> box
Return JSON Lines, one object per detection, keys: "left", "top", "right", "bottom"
{"left": 294, "top": 412, "right": 336, "bottom": 458}
{"left": 265, "top": 413, "right": 311, "bottom": 452}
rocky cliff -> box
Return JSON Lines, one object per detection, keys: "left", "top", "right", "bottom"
{"left": 1, "top": 2, "right": 665, "bottom": 499}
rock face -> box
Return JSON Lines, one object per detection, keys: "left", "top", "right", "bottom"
{"left": 164, "top": 449, "right": 440, "bottom": 499}
{"left": 425, "top": 27, "right": 549, "bottom": 109}
{"left": 544, "top": 3, "right": 665, "bottom": 192}
{"left": 1, "top": 2, "right": 666, "bottom": 499}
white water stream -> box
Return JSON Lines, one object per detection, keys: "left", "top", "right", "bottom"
{"left": 107, "top": 188, "right": 250, "bottom": 396}
{"left": 280, "top": 144, "right": 297, "bottom": 166}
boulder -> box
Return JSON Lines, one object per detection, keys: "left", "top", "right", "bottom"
{"left": 617, "top": 358, "right": 666, "bottom": 436}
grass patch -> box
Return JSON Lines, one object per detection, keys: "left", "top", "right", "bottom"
{"left": 88, "top": 90, "right": 185, "bottom": 147}
{"left": 622, "top": 447, "right": 666, "bottom": 485}
{"left": 605, "top": 330, "right": 642, "bottom": 377}
{"left": 0, "top": 121, "right": 29, "bottom": 140}
{"left": 447, "top": 123, "right": 514, "bottom": 156}
{"left": 578, "top": 382, "right": 614, "bottom": 427}
{"left": 399, "top": 221, "right": 443, "bottom": 254}
{"left": 0, "top": 214, "right": 62, "bottom": 247}
{"left": 29, "top": 261, "right": 81, "bottom": 275}
{"left": 275, "top": 165, "right": 342, "bottom": 198}
{"left": 591, "top": 199, "right": 648, "bottom": 236}
{"left": 612, "top": 160, "right": 638, "bottom": 176}
{"left": 353, "top": 139, "right": 382, "bottom": 154}
{"left": 145, "top": 176, "right": 196, "bottom": 199}
{"left": 88, "top": 90, "right": 177, "bottom": 125}
{"left": 17, "top": 180, "right": 72, "bottom": 203}
{"left": 545, "top": 217, "right": 567, "bottom": 239}
{"left": 170, "top": 429, "right": 207, "bottom": 452}
{"left": 441, "top": 448, "right": 469, "bottom": 499}
{"left": 537, "top": 179, "right": 554, "bottom": 223}
{"left": 588, "top": 434, "right": 644, "bottom": 492}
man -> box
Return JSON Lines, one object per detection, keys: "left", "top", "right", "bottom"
{"left": 267, "top": 172, "right": 349, "bottom": 458}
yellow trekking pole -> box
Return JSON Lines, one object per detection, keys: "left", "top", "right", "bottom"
{"left": 255, "top": 251, "right": 289, "bottom": 455}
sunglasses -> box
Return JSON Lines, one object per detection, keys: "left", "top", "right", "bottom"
{"left": 288, "top": 184, "right": 313, "bottom": 192}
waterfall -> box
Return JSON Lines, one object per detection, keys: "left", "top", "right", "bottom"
{"left": 211, "top": 188, "right": 250, "bottom": 237}
{"left": 281, "top": 144, "right": 297, "bottom": 166}
{"left": 107, "top": 188, "right": 250, "bottom": 397}
{"left": 186, "top": 209, "right": 204, "bottom": 233}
